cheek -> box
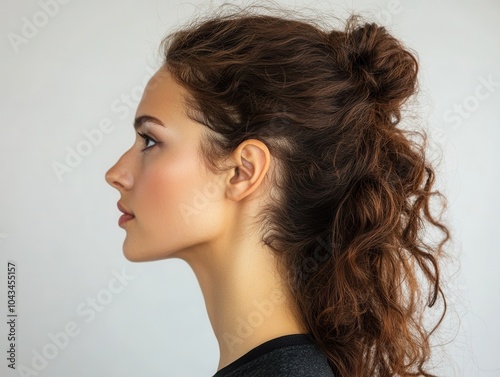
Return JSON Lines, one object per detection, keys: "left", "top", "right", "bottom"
{"left": 138, "top": 155, "right": 199, "bottom": 220}
{"left": 135, "top": 152, "right": 225, "bottom": 233}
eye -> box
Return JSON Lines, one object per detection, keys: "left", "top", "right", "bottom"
{"left": 138, "top": 132, "right": 157, "bottom": 151}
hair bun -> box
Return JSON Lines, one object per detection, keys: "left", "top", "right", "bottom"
{"left": 340, "top": 18, "right": 418, "bottom": 116}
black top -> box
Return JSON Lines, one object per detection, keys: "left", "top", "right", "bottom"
{"left": 212, "top": 334, "right": 335, "bottom": 377}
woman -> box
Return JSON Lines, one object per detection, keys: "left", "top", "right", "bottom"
{"left": 105, "top": 3, "right": 450, "bottom": 376}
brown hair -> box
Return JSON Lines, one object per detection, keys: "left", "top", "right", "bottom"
{"left": 160, "top": 3, "right": 450, "bottom": 376}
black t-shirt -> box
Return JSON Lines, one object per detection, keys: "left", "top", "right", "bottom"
{"left": 212, "top": 334, "right": 335, "bottom": 377}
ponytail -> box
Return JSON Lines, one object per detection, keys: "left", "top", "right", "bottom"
{"left": 161, "top": 5, "right": 450, "bottom": 375}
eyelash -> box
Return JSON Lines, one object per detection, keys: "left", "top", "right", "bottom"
{"left": 137, "top": 132, "right": 158, "bottom": 152}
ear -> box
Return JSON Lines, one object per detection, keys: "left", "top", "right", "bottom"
{"left": 225, "top": 139, "right": 271, "bottom": 201}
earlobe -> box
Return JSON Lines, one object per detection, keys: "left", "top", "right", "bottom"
{"left": 226, "top": 139, "right": 270, "bottom": 201}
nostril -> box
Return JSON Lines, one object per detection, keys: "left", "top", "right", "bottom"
{"left": 105, "top": 149, "right": 134, "bottom": 189}
{"left": 105, "top": 165, "right": 123, "bottom": 190}
{"left": 105, "top": 166, "right": 133, "bottom": 191}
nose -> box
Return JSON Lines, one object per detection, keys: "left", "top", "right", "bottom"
{"left": 105, "top": 150, "right": 134, "bottom": 191}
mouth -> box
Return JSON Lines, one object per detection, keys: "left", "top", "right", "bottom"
{"left": 117, "top": 202, "right": 135, "bottom": 227}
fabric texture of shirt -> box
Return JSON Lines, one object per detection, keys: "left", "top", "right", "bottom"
{"left": 212, "top": 333, "right": 335, "bottom": 377}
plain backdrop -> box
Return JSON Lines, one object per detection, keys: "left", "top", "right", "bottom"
{"left": 1, "top": 0, "right": 499, "bottom": 376}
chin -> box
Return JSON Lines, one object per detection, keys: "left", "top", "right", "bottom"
{"left": 122, "top": 247, "right": 145, "bottom": 262}
{"left": 123, "top": 252, "right": 144, "bottom": 262}
{"left": 122, "top": 238, "right": 150, "bottom": 262}
{"left": 122, "top": 241, "right": 177, "bottom": 262}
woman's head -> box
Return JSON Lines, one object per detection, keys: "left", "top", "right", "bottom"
{"left": 108, "top": 3, "right": 449, "bottom": 376}
{"left": 105, "top": 66, "right": 274, "bottom": 263}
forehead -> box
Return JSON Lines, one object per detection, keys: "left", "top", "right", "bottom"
{"left": 136, "top": 66, "right": 187, "bottom": 119}
{"left": 134, "top": 67, "right": 210, "bottom": 144}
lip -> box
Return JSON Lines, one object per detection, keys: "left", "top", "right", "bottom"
{"left": 117, "top": 202, "right": 135, "bottom": 227}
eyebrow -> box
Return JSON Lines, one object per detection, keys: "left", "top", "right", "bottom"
{"left": 133, "top": 115, "right": 165, "bottom": 130}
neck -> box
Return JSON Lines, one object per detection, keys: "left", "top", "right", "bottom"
{"left": 179, "top": 233, "right": 305, "bottom": 371}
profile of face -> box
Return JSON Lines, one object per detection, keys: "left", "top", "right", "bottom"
{"left": 105, "top": 66, "right": 228, "bottom": 263}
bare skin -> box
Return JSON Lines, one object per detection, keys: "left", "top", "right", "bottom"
{"left": 105, "top": 66, "right": 305, "bottom": 371}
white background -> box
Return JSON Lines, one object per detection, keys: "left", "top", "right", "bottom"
{"left": 0, "top": 0, "right": 499, "bottom": 376}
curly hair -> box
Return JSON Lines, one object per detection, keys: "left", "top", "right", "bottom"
{"left": 159, "top": 3, "right": 450, "bottom": 376}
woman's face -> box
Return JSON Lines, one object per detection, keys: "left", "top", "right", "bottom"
{"left": 105, "top": 66, "right": 226, "bottom": 262}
